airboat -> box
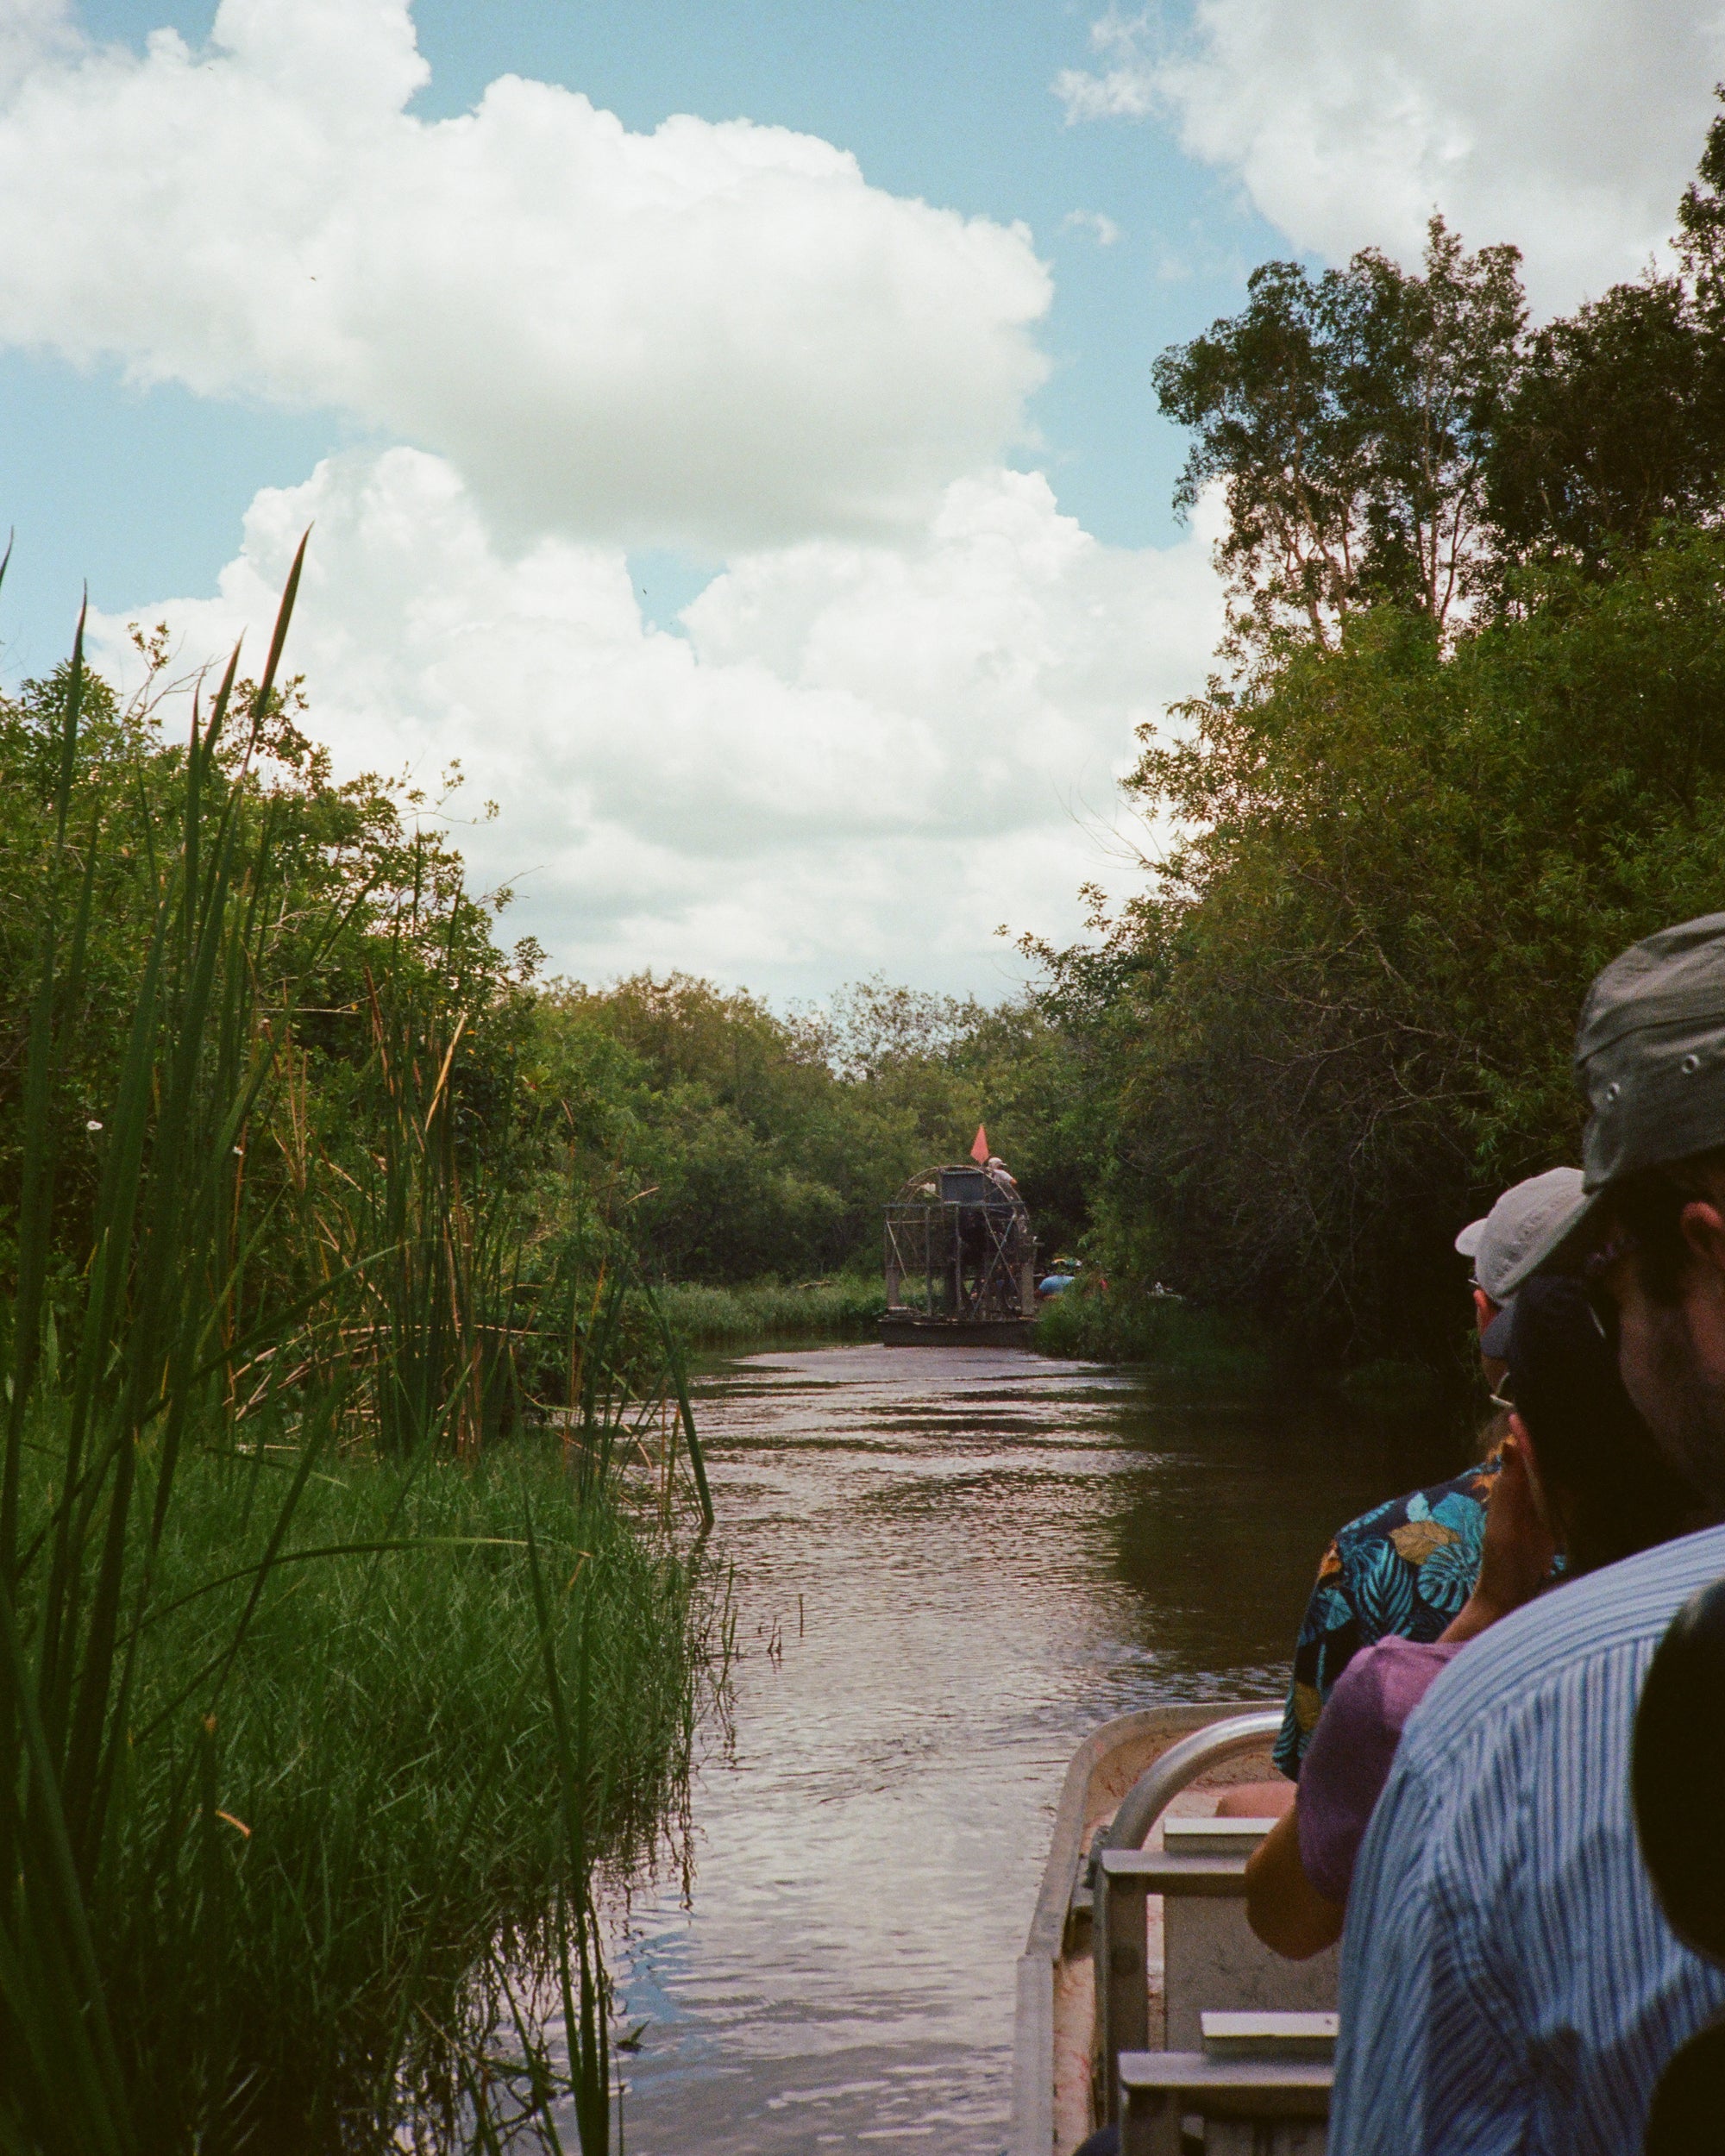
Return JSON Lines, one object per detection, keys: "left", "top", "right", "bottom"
{"left": 880, "top": 1161, "right": 1038, "bottom": 1346}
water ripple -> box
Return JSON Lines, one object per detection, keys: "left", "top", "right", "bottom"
{"left": 551, "top": 1341, "right": 1455, "bottom": 2153}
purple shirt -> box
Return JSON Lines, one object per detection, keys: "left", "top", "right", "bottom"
{"left": 1296, "top": 1636, "right": 1464, "bottom": 1903}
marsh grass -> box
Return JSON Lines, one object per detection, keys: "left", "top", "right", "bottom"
{"left": 60, "top": 1437, "right": 706, "bottom": 2151}
{"left": 0, "top": 559, "right": 712, "bottom": 2153}
{"left": 112, "top": 1440, "right": 699, "bottom": 2147}
{"left": 653, "top": 1275, "right": 887, "bottom": 1347}
{"left": 1032, "top": 1288, "right": 1275, "bottom": 1387}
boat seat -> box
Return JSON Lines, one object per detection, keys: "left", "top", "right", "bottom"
{"left": 1119, "top": 2010, "right": 1333, "bottom": 2155}
{"left": 1096, "top": 1841, "right": 1339, "bottom": 2058}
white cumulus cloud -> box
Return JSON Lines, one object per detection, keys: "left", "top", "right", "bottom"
{"left": 4, "top": 0, "right": 1234, "bottom": 993}
{"left": 0, "top": 0, "right": 72, "bottom": 93}
{"left": 1058, "top": 0, "right": 1725, "bottom": 310}
{"left": 91, "top": 450, "right": 1226, "bottom": 995}
{"left": 1063, "top": 208, "right": 1123, "bottom": 246}
{"left": 0, "top": 0, "right": 1051, "bottom": 551}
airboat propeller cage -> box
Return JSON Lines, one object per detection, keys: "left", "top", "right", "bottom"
{"left": 881, "top": 1163, "right": 1037, "bottom": 1341}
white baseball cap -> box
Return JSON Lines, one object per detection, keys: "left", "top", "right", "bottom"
{"left": 1455, "top": 1167, "right": 1586, "bottom": 1354}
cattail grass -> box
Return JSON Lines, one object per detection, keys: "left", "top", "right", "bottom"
{"left": 1, "top": 550, "right": 715, "bottom": 2153}
{"left": 61, "top": 1432, "right": 706, "bottom": 2151}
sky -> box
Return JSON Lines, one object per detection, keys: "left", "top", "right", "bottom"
{"left": 2, "top": 0, "right": 1722, "bottom": 1001}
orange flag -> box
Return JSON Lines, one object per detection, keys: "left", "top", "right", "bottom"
{"left": 970, "top": 1124, "right": 990, "bottom": 1163}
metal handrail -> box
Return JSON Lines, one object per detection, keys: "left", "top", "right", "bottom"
{"left": 1095, "top": 1708, "right": 1284, "bottom": 2124}
{"left": 1103, "top": 1708, "right": 1284, "bottom": 1852}
{"left": 1010, "top": 1702, "right": 1276, "bottom": 2156}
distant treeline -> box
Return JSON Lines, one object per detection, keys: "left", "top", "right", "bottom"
{"left": 530, "top": 971, "right": 1086, "bottom": 1282}
{"left": 0, "top": 655, "right": 1089, "bottom": 1353}
{"left": 1026, "top": 98, "right": 1725, "bottom": 1374}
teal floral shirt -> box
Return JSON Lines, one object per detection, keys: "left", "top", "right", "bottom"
{"left": 1273, "top": 1461, "right": 1498, "bottom": 1778}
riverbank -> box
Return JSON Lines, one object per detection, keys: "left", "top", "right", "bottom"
{"left": 654, "top": 1278, "right": 1283, "bottom": 1392}
{"left": 655, "top": 1275, "right": 888, "bottom": 1345}
{"left": 19, "top": 1423, "right": 715, "bottom": 2153}
{"left": 1032, "top": 1289, "right": 1275, "bottom": 1387}
{"left": 1032, "top": 1292, "right": 1458, "bottom": 1426}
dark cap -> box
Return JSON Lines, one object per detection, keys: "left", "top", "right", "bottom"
{"left": 1499, "top": 912, "right": 1725, "bottom": 1292}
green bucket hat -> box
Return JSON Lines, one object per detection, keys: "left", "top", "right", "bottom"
{"left": 1498, "top": 912, "right": 1725, "bottom": 1294}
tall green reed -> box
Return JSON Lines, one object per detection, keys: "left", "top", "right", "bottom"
{"left": 260, "top": 843, "right": 714, "bottom": 1525}
{"left": 649, "top": 1274, "right": 887, "bottom": 1349}
{"left": 0, "top": 553, "right": 715, "bottom": 2153}
{"left": 2, "top": 553, "right": 310, "bottom": 2154}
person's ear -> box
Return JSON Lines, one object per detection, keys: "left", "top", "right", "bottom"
{"left": 1473, "top": 1287, "right": 1496, "bottom": 1337}
{"left": 1679, "top": 1200, "right": 1725, "bottom": 1280}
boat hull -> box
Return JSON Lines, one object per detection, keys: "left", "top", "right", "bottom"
{"left": 879, "top": 1316, "right": 1034, "bottom": 1347}
{"left": 1013, "top": 1701, "right": 1283, "bottom": 2156}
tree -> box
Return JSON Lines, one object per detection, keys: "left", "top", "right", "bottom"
{"left": 528, "top": 970, "right": 1092, "bottom": 1280}
{"left": 0, "top": 653, "right": 536, "bottom": 1301}
{"left": 1047, "top": 534, "right": 1725, "bottom": 1363}
{"left": 1152, "top": 217, "right": 1525, "bottom": 646}
{"left": 1487, "top": 277, "right": 1725, "bottom": 578}
{"left": 1677, "top": 88, "right": 1725, "bottom": 327}
{"left": 1055, "top": 112, "right": 1725, "bottom": 1368}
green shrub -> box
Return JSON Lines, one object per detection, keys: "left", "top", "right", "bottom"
{"left": 653, "top": 1275, "right": 888, "bottom": 1346}
{"left": 1033, "top": 1288, "right": 1273, "bottom": 1386}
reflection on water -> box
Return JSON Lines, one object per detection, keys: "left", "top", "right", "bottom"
{"left": 559, "top": 1344, "right": 1458, "bottom": 2154}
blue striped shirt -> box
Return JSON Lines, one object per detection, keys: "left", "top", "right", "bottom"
{"left": 1331, "top": 1521, "right": 1725, "bottom": 2155}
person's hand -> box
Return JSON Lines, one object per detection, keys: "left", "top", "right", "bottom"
{"left": 1440, "top": 1423, "right": 1557, "bottom": 1644}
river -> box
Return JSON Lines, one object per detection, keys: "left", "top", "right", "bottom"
{"left": 563, "top": 1342, "right": 1458, "bottom": 2154}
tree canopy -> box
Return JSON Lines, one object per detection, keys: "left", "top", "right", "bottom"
{"left": 1042, "top": 97, "right": 1725, "bottom": 1372}
{"left": 1155, "top": 115, "right": 1725, "bottom": 649}
{"left": 1151, "top": 218, "right": 1525, "bottom": 642}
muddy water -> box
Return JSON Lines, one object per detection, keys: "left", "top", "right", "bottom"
{"left": 567, "top": 1344, "right": 1457, "bottom": 2154}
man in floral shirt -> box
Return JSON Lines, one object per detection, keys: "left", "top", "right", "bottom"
{"left": 1271, "top": 1168, "right": 1582, "bottom": 1778}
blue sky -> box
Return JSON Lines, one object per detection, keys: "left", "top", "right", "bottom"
{"left": 0, "top": 0, "right": 1716, "bottom": 996}
{"left": 5, "top": 0, "right": 1274, "bottom": 665}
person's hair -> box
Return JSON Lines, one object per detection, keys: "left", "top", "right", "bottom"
{"left": 1608, "top": 1145, "right": 1725, "bottom": 1305}
{"left": 1472, "top": 1402, "right": 1512, "bottom": 1465}
{"left": 1509, "top": 1274, "right": 1702, "bottom": 1574}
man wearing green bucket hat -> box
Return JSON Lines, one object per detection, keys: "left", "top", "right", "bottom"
{"left": 1333, "top": 913, "right": 1725, "bottom": 2156}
